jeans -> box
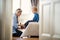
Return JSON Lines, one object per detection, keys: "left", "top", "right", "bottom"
{"left": 24, "top": 20, "right": 35, "bottom": 28}
{"left": 13, "top": 29, "right": 22, "bottom": 37}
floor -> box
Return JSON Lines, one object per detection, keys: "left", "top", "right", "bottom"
{"left": 12, "top": 37, "right": 60, "bottom": 40}
{"left": 12, "top": 37, "right": 39, "bottom": 40}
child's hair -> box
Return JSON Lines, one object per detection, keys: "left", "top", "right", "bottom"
{"left": 33, "top": 7, "right": 37, "bottom": 11}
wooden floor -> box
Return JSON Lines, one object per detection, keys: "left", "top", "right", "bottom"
{"left": 12, "top": 37, "right": 60, "bottom": 40}
{"left": 13, "top": 37, "right": 39, "bottom": 40}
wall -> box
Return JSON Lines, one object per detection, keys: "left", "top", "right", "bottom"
{"left": 39, "top": 0, "right": 60, "bottom": 40}
{"left": 0, "top": 0, "right": 3, "bottom": 40}
{"left": 0, "top": 0, "right": 12, "bottom": 40}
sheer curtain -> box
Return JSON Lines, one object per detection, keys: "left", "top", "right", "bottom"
{"left": 21, "top": 0, "right": 32, "bottom": 14}
{"left": 20, "top": 0, "right": 33, "bottom": 24}
{"left": 12, "top": 0, "right": 20, "bottom": 13}
{"left": 12, "top": 0, "right": 34, "bottom": 24}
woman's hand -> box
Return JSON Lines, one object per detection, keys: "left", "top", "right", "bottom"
{"left": 18, "top": 23, "right": 25, "bottom": 29}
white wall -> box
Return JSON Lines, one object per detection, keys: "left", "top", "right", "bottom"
{"left": 39, "top": 0, "right": 60, "bottom": 40}
{"left": 0, "top": 0, "right": 12, "bottom": 40}
{"left": 5, "top": 0, "right": 12, "bottom": 40}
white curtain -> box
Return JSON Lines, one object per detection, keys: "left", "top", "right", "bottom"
{"left": 21, "top": 0, "right": 32, "bottom": 14}
{"left": 12, "top": 0, "right": 20, "bottom": 13}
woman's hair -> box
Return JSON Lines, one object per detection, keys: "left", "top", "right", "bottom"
{"left": 16, "top": 8, "right": 22, "bottom": 12}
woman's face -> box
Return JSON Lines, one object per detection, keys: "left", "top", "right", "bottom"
{"left": 16, "top": 10, "right": 22, "bottom": 16}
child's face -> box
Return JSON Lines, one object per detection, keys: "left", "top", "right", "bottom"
{"left": 32, "top": 8, "right": 35, "bottom": 13}
{"left": 32, "top": 8, "right": 37, "bottom": 13}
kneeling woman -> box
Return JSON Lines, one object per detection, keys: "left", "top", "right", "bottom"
{"left": 12, "top": 8, "right": 22, "bottom": 37}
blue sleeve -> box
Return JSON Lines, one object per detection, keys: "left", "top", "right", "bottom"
{"left": 13, "top": 15, "right": 18, "bottom": 29}
{"left": 33, "top": 13, "right": 39, "bottom": 22}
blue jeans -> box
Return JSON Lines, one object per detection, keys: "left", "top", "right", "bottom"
{"left": 13, "top": 29, "right": 22, "bottom": 37}
{"left": 24, "top": 20, "right": 35, "bottom": 28}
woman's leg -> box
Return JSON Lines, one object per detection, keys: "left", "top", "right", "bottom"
{"left": 13, "top": 29, "right": 22, "bottom": 37}
{"left": 16, "top": 29, "right": 22, "bottom": 37}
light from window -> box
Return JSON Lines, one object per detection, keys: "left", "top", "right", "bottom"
{"left": 12, "top": 0, "right": 20, "bottom": 13}
{"left": 21, "top": 0, "right": 32, "bottom": 14}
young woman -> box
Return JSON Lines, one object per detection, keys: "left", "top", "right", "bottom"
{"left": 12, "top": 8, "right": 22, "bottom": 37}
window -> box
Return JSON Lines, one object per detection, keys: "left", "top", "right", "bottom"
{"left": 12, "top": 0, "right": 33, "bottom": 24}
{"left": 21, "top": 0, "right": 32, "bottom": 14}
{"left": 13, "top": 0, "right": 32, "bottom": 14}
{"left": 12, "top": 0, "right": 20, "bottom": 13}
{"left": 20, "top": 0, "right": 33, "bottom": 24}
